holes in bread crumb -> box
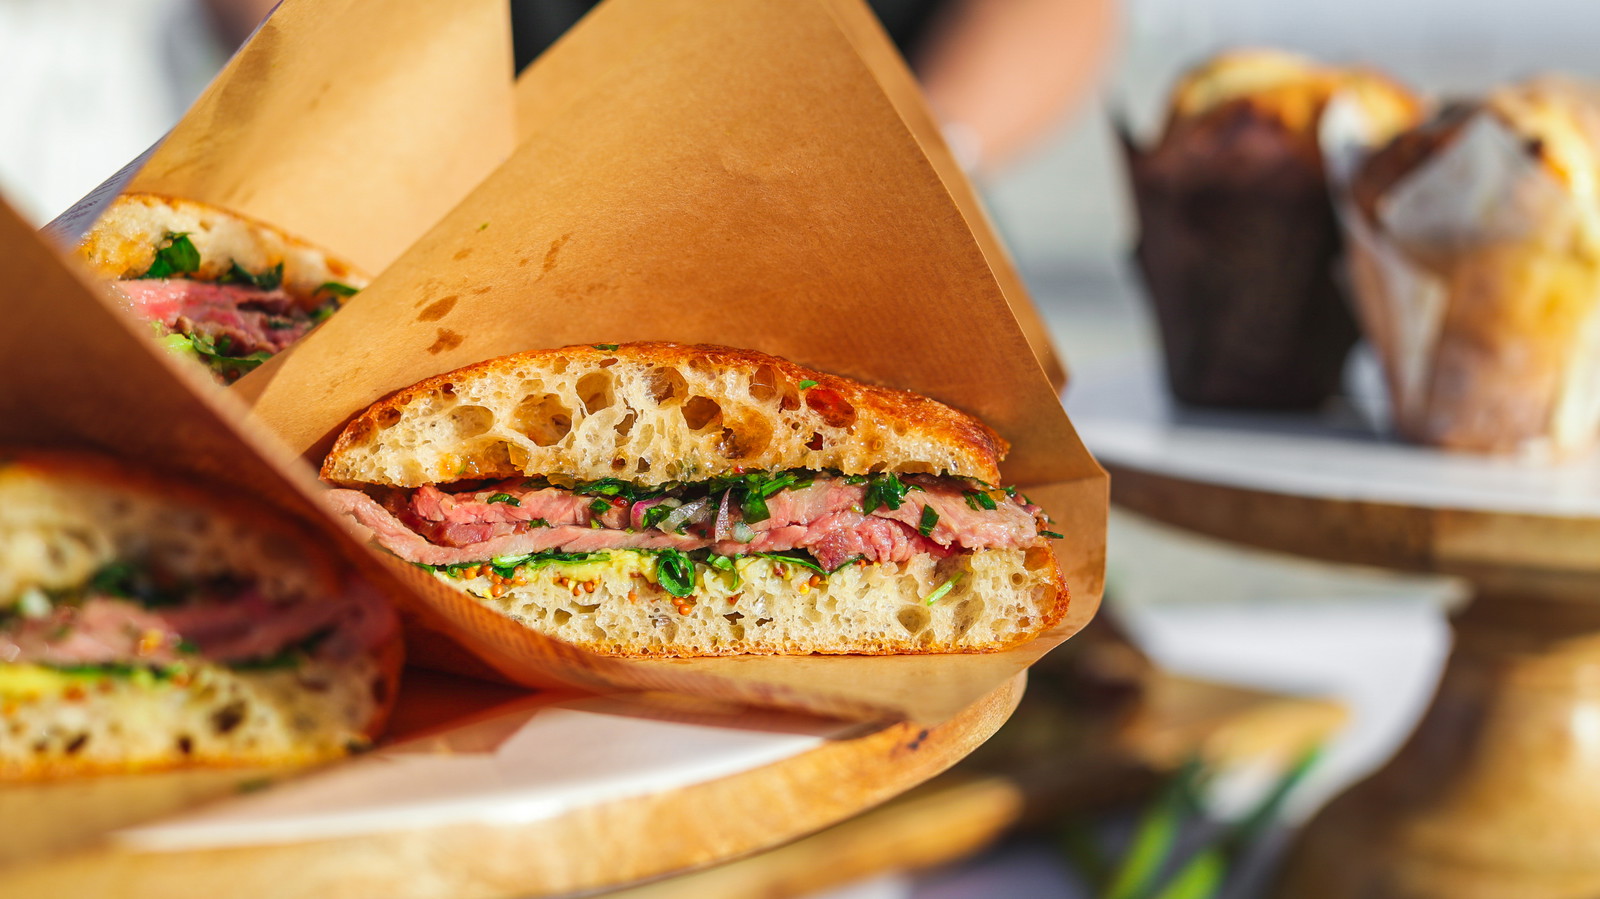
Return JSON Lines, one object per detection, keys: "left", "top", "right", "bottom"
{"left": 615, "top": 411, "right": 636, "bottom": 437}
{"left": 1010, "top": 572, "right": 1027, "bottom": 587}
{"left": 718, "top": 417, "right": 772, "bottom": 459}
{"left": 748, "top": 364, "right": 781, "bottom": 402}
{"left": 805, "top": 388, "right": 856, "bottom": 428}
{"left": 681, "top": 396, "right": 722, "bottom": 431}
{"left": 578, "top": 372, "right": 615, "bottom": 414}
{"left": 64, "top": 733, "right": 89, "bottom": 755}
{"left": 376, "top": 406, "right": 403, "bottom": 428}
{"left": 212, "top": 701, "right": 247, "bottom": 735}
{"left": 896, "top": 605, "right": 931, "bottom": 635}
{"left": 449, "top": 405, "right": 495, "bottom": 439}
{"left": 636, "top": 458, "right": 652, "bottom": 473}
{"left": 598, "top": 358, "right": 617, "bottom": 368}
{"left": 514, "top": 393, "right": 573, "bottom": 446}
{"left": 647, "top": 367, "right": 688, "bottom": 404}
{"left": 176, "top": 735, "right": 194, "bottom": 755}
{"left": 952, "top": 598, "right": 985, "bottom": 639}
{"left": 552, "top": 609, "right": 572, "bottom": 626}
{"left": 806, "top": 433, "right": 824, "bottom": 451}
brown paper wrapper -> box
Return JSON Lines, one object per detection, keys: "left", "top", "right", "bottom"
{"left": 238, "top": 0, "right": 1107, "bottom": 725}
{"left": 49, "top": 0, "right": 515, "bottom": 275}
{"left": 1328, "top": 100, "right": 1600, "bottom": 457}
{"left": 1118, "top": 111, "right": 1360, "bottom": 410}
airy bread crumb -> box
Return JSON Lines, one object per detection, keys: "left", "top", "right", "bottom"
{"left": 323, "top": 343, "right": 1008, "bottom": 488}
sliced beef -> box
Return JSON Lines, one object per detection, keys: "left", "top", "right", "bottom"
{"left": 328, "top": 473, "right": 1045, "bottom": 570}
{"left": 1, "top": 580, "right": 390, "bottom": 668}
{"left": 115, "top": 279, "right": 314, "bottom": 356}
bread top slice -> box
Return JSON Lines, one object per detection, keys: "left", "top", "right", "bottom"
{"left": 322, "top": 343, "right": 1009, "bottom": 489}
{"left": 74, "top": 192, "right": 369, "bottom": 313}
{"left": 0, "top": 452, "right": 338, "bottom": 608}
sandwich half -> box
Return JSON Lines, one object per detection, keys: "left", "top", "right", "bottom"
{"left": 0, "top": 453, "right": 400, "bottom": 778}
{"left": 322, "top": 343, "right": 1068, "bottom": 658}
{"left": 75, "top": 193, "right": 369, "bottom": 383}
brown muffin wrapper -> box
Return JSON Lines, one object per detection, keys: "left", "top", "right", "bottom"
{"left": 1331, "top": 107, "right": 1600, "bottom": 457}
{"left": 1118, "top": 116, "right": 1359, "bottom": 410}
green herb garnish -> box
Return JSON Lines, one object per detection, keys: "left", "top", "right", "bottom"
{"left": 924, "top": 572, "right": 964, "bottom": 606}
{"left": 862, "top": 473, "right": 911, "bottom": 514}
{"left": 655, "top": 550, "right": 696, "bottom": 597}
{"left": 1041, "top": 530, "right": 1064, "bottom": 540}
{"left": 141, "top": 232, "right": 201, "bottom": 279}
{"left": 317, "top": 281, "right": 359, "bottom": 298}
{"left": 706, "top": 554, "right": 741, "bottom": 590}
{"left": 485, "top": 493, "right": 520, "bottom": 506}
{"left": 219, "top": 260, "right": 283, "bottom": 291}
{"left": 798, "top": 379, "right": 818, "bottom": 390}
{"left": 751, "top": 550, "right": 826, "bottom": 576}
{"left": 592, "top": 344, "right": 620, "bottom": 351}
{"left": 918, "top": 505, "right": 940, "bottom": 537}
{"left": 964, "top": 490, "right": 998, "bottom": 511}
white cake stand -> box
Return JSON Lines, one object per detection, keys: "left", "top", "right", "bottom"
{"left": 1070, "top": 362, "right": 1600, "bottom": 899}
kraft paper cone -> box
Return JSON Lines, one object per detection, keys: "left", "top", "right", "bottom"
{"left": 0, "top": 192, "right": 410, "bottom": 855}
{"left": 240, "top": 0, "right": 1106, "bottom": 725}
{"left": 1324, "top": 89, "right": 1600, "bottom": 457}
{"left": 49, "top": 0, "right": 515, "bottom": 276}
{"left": 513, "top": 0, "right": 1068, "bottom": 393}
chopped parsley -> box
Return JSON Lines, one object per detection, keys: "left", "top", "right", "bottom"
{"left": 798, "top": 379, "right": 819, "bottom": 390}
{"left": 918, "top": 505, "right": 940, "bottom": 537}
{"left": 219, "top": 260, "right": 284, "bottom": 291}
{"left": 485, "top": 493, "right": 520, "bottom": 506}
{"left": 1040, "top": 530, "right": 1065, "bottom": 540}
{"left": 141, "top": 232, "right": 201, "bottom": 279}
{"left": 963, "top": 490, "right": 997, "bottom": 511}
{"left": 592, "top": 343, "right": 620, "bottom": 351}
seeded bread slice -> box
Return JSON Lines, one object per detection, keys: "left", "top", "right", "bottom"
{"left": 322, "top": 343, "right": 1009, "bottom": 489}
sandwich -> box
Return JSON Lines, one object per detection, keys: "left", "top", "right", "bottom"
{"left": 0, "top": 453, "right": 401, "bottom": 778}
{"left": 1123, "top": 49, "right": 1422, "bottom": 409}
{"left": 321, "top": 343, "right": 1068, "bottom": 658}
{"left": 75, "top": 193, "right": 369, "bottom": 384}
{"left": 1346, "top": 77, "right": 1600, "bottom": 455}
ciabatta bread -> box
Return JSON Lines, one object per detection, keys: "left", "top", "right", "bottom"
{"left": 322, "top": 344, "right": 1067, "bottom": 658}
{"left": 75, "top": 193, "right": 368, "bottom": 313}
{"left": 322, "top": 343, "right": 1008, "bottom": 489}
{"left": 0, "top": 454, "right": 400, "bottom": 779}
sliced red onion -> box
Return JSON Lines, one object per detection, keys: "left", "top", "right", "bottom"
{"left": 713, "top": 490, "right": 734, "bottom": 541}
{"left": 659, "top": 497, "right": 711, "bottom": 534}
{"left": 631, "top": 496, "right": 681, "bottom": 530}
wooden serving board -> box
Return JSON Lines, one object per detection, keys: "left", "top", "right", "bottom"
{"left": 603, "top": 669, "right": 1345, "bottom": 899}
{"left": 0, "top": 670, "right": 1021, "bottom": 899}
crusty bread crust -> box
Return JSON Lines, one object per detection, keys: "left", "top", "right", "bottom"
{"left": 322, "top": 343, "right": 1009, "bottom": 488}
{"left": 440, "top": 547, "right": 1066, "bottom": 658}
{"left": 74, "top": 192, "right": 369, "bottom": 312}
{"left": 0, "top": 451, "right": 402, "bottom": 779}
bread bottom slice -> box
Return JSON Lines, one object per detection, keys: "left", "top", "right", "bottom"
{"left": 1, "top": 651, "right": 397, "bottom": 779}
{"left": 439, "top": 547, "right": 1066, "bottom": 658}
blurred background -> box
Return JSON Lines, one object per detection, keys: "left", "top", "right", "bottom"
{"left": 1, "top": 0, "right": 1589, "bottom": 895}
